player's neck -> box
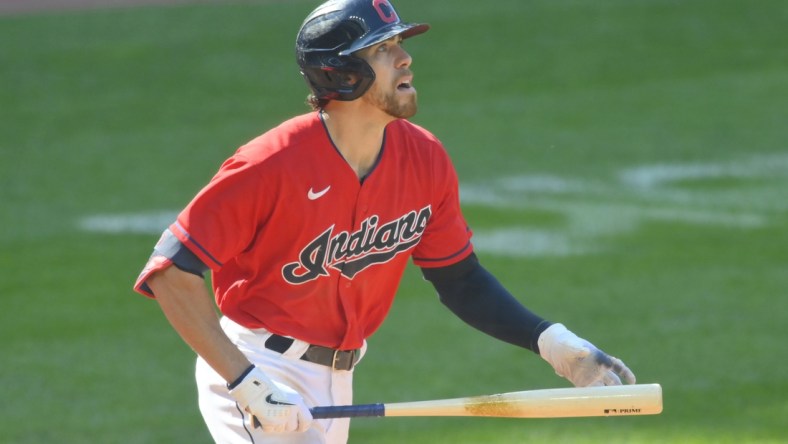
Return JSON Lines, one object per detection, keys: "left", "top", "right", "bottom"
{"left": 320, "top": 105, "right": 394, "bottom": 179}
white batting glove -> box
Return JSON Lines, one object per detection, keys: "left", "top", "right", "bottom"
{"left": 538, "top": 323, "right": 636, "bottom": 387}
{"left": 228, "top": 366, "right": 313, "bottom": 433}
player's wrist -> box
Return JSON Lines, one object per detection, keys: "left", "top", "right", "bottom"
{"left": 227, "top": 364, "right": 257, "bottom": 390}
{"left": 537, "top": 323, "right": 571, "bottom": 360}
{"left": 531, "top": 320, "right": 553, "bottom": 354}
{"left": 228, "top": 367, "right": 276, "bottom": 409}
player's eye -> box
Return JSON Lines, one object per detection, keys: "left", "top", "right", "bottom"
{"left": 377, "top": 37, "right": 403, "bottom": 52}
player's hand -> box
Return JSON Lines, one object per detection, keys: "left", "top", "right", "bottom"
{"left": 537, "top": 323, "right": 636, "bottom": 387}
{"left": 228, "top": 366, "right": 313, "bottom": 433}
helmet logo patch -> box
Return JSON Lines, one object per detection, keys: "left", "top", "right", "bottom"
{"left": 372, "top": 0, "right": 398, "bottom": 24}
{"left": 326, "top": 57, "right": 345, "bottom": 68}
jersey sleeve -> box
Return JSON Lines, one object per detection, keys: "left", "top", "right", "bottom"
{"left": 171, "top": 153, "right": 271, "bottom": 271}
{"left": 133, "top": 236, "right": 173, "bottom": 298}
{"left": 133, "top": 153, "right": 270, "bottom": 297}
{"left": 411, "top": 145, "right": 473, "bottom": 268}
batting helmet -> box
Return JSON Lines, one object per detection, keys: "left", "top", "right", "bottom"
{"left": 296, "top": 0, "right": 430, "bottom": 102}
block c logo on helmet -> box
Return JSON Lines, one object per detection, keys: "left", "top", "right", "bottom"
{"left": 373, "top": 0, "right": 398, "bottom": 23}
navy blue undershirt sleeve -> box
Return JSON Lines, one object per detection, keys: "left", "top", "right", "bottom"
{"left": 421, "top": 253, "right": 552, "bottom": 354}
{"left": 154, "top": 228, "right": 210, "bottom": 278}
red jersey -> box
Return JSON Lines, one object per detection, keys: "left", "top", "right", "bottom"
{"left": 135, "top": 112, "right": 473, "bottom": 349}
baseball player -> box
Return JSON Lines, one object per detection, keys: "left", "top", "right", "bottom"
{"left": 134, "top": 0, "right": 636, "bottom": 443}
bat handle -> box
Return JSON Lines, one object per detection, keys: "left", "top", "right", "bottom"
{"left": 252, "top": 403, "right": 385, "bottom": 427}
{"left": 310, "top": 403, "right": 385, "bottom": 419}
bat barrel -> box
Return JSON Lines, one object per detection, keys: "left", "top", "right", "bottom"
{"left": 385, "top": 383, "right": 663, "bottom": 418}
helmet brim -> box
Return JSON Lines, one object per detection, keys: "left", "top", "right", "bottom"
{"left": 338, "top": 22, "right": 430, "bottom": 56}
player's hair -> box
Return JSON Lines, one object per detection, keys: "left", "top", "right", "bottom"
{"left": 307, "top": 94, "right": 330, "bottom": 111}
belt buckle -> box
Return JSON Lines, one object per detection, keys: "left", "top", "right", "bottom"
{"left": 332, "top": 349, "right": 355, "bottom": 371}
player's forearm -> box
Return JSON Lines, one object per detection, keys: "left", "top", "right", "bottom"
{"left": 422, "top": 254, "right": 552, "bottom": 353}
{"left": 438, "top": 271, "right": 550, "bottom": 353}
{"left": 147, "top": 265, "right": 252, "bottom": 383}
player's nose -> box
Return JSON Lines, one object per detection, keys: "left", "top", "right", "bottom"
{"left": 395, "top": 46, "right": 412, "bottom": 69}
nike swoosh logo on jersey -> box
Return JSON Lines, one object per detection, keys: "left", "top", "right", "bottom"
{"left": 308, "top": 186, "right": 331, "bottom": 200}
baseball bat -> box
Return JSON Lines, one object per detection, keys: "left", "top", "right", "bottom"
{"left": 309, "top": 383, "right": 662, "bottom": 419}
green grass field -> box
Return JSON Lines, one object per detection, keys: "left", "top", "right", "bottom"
{"left": 2, "top": 0, "right": 787, "bottom": 442}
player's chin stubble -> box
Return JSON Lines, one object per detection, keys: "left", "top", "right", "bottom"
{"left": 364, "top": 83, "right": 418, "bottom": 119}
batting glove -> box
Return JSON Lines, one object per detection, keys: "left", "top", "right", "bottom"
{"left": 538, "top": 323, "right": 636, "bottom": 387}
{"left": 228, "top": 366, "right": 313, "bottom": 433}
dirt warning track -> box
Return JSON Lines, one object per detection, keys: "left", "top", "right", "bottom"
{"left": 0, "top": 0, "right": 232, "bottom": 16}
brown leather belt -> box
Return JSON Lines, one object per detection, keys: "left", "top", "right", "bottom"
{"left": 264, "top": 334, "right": 360, "bottom": 371}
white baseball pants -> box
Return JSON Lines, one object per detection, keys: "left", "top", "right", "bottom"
{"left": 195, "top": 317, "right": 365, "bottom": 444}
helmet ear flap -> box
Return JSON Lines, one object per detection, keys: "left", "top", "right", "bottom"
{"left": 338, "top": 73, "right": 358, "bottom": 88}
{"left": 300, "top": 55, "right": 375, "bottom": 101}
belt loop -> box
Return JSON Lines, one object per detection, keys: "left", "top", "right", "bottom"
{"left": 282, "top": 337, "right": 310, "bottom": 359}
